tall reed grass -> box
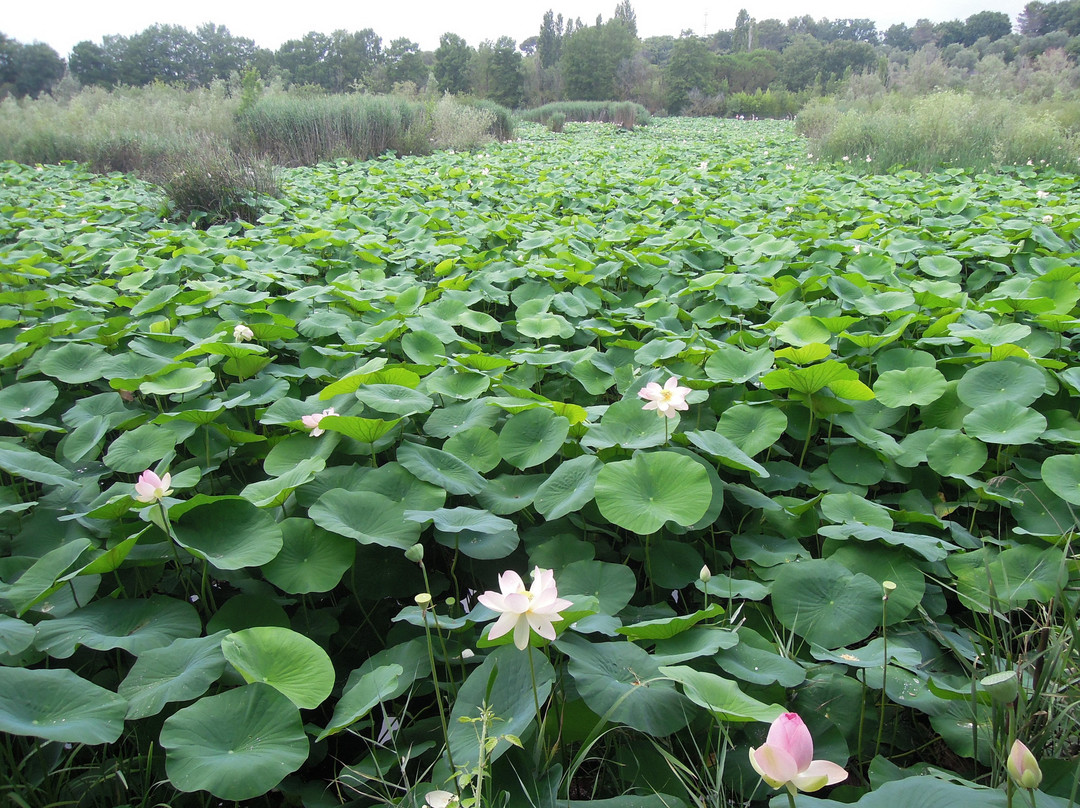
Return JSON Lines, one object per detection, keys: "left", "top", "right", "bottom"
{"left": 521, "top": 101, "right": 651, "bottom": 128}
{"left": 799, "top": 91, "right": 1080, "bottom": 172}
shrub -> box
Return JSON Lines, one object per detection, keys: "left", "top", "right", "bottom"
{"left": 520, "top": 101, "right": 651, "bottom": 126}
{"left": 430, "top": 94, "right": 497, "bottom": 151}
{"left": 547, "top": 111, "right": 566, "bottom": 133}
{"left": 160, "top": 139, "right": 278, "bottom": 226}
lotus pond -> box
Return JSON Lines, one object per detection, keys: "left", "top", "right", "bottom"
{"left": 0, "top": 118, "right": 1078, "bottom": 808}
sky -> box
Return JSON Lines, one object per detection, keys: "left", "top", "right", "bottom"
{"left": 6, "top": 0, "right": 1030, "bottom": 57}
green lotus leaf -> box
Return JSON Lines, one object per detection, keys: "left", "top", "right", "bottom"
{"left": 581, "top": 398, "right": 668, "bottom": 450}
{"left": 594, "top": 451, "right": 712, "bottom": 534}
{"left": 927, "top": 432, "right": 988, "bottom": 477}
{"left": 498, "top": 407, "right": 569, "bottom": 469}
{"left": 34, "top": 595, "right": 201, "bottom": 658}
{"left": 119, "top": 633, "right": 228, "bottom": 719}
{"left": 660, "top": 664, "right": 785, "bottom": 722}
{"left": 103, "top": 423, "right": 178, "bottom": 473}
{"left": 0, "top": 380, "right": 58, "bottom": 420}
{"left": 534, "top": 455, "right": 603, "bottom": 520}
{"left": 873, "top": 367, "right": 947, "bottom": 408}
{"left": 397, "top": 441, "right": 486, "bottom": 495}
{"left": 1040, "top": 454, "right": 1080, "bottom": 506}
{"left": 0, "top": 667, "right": 127, "bottom": 744}
{"left": 963, "top": 401, "right": 1046, "bottom": 444}
{"left": 444, "top": 426, "right": 502, "bottom": 473}
{"left": 715, "top": 404, "right": 787, "bottom": 457}
{"left": 261, "top": 518, "right": 355, "bottom": 594}
{"left": 160, "top": 683, "right": 308, "bottom": 800}
{"left": 309, "top": 489, "right": 422, "bottom": 549}
{"left": 172, "top": 497, "right": 283, "bottom": 570}
{"left": 956, "top": 360, "right": 1045, "bottom": 408}
{"left": 221, "top": 627, "right": 335, "bottom": 710}
{"left": 40, "top": 343, "right": 111, "bottom": 384}
{"left": 770, "top": 558, "right": 883, "bottom": 648}
{"left": 318, "top": 664, "right": 403, "bottom": 741}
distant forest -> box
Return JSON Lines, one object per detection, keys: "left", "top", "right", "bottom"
{"left": 2, "top": 0, "right": 1079, "bottom": 114}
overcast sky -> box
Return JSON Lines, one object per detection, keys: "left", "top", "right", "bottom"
{"left": 6, "top": 0, "right": 1029, "bottom": 57}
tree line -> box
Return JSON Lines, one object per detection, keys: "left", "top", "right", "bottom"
{"left": 2, "top": 0, "right": 1078, "bottom": 113}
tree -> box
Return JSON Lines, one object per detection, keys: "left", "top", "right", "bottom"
{"left": 487, "top": 36, "right": 523, "bottom": 107}
{"left": 733, "top": 9, "right": 754, "bottom": 51}
{"left": 434, "top": 32, "right": 473, "bottom": 94}
{"left": 384, "top": 38, "right": 427, "bottom": 89}
{"left": 327, "top": 29, "right": 382, "bottom": 92}
{"left": 778, "top": 34, "right": 823, "bottom": 91}
{"left": 665, "top": 34, "right": 717, "bottom": 113}
{"left": 69, "top": 40, "right": 118, "bottom": 87}
{"left": 935, "top": 19, "right": 968, "bottom": 47}
{"left": 884, "top": 24, "right": 914, "bottom": 50}
{"left": 275, "top": 32, "right": 333, "bottom": 88}
{"left": 614, "top": 1, "right": 638, "bottom": 37}
{"left": 964, "top": 11, "right": 1012, "bottom": 44}
{"left": 11, "top": 42, "right": 65, "bottom": 97}
{"left": 538, "top": 10, "right": 562, "bottom": 68}
{"left": 561, "top": 18, "right": 637, "bottom": 100}
{"left": 755, "top": 19, "right": 790, "bottom": 51}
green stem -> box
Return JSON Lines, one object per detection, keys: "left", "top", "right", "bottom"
{"left": 420, "top": 602, "right": 458, "bottom": 798}
{"left": 528, "top": 646, "right": 545, "bottom": 762}
{"left": 787, "top": 786, "right": 799, "bottom": 808}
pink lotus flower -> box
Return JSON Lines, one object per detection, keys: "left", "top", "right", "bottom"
{"left": 1008, "top": 739, "right": 1042, "bottom": 790}
{"left": 638, "top": 376, "right": 691, "bottom": 418}
{"left": 477, "top": 566, "right": 572, "bottom": 650}
{"left": 134, "top": 470, "right": 173, "bottom": 503}
{"left": 302, "top": 407, "right": 337, "bottom": 437}
{"left": 750, "top": 712, "right": 847, "bottom": 794}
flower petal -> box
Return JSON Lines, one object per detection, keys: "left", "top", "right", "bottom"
{"left": 798, "top": 760, "right": 848, "bottom": 790}
{"left": 766, "top": 713, "right": 814, "bottom": 771}
{"left": 749, "top": 744, "right": 798, "bottom": 789}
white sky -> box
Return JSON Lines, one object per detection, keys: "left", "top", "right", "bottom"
{"left": 6, "top": 0, "right": 1029, "bottom": 57}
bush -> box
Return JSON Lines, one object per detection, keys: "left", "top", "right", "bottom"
{"left": 161, "top": 140, "right": 278, "bottom": 226}
{"left": 547, "top": 111, "right": 566, "bottom": 133}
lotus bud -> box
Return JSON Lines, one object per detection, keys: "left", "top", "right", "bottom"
{"left": 405, "top": 543, "right": 425, "bottom": 563}
{"left": 980, "top": 671, "right": 1019, "bottom": 706}
{"left": 699, "top": 565, "right": 712, "bottom": 583}
{"left": 1008, "top": 740, "right": 1042, "bottom": 790}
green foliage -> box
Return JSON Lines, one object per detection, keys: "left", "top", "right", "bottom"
{"left": 520, "top": 100, "right": 651, "bottom": 125}
{"left": 2, "top": 118, "right": 1080, "bottom": 808}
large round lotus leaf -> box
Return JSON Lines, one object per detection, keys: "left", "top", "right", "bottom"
{"left": 475, "top": 473, "right": 545, "bottom": 515}
{"left": 261, "top": 518, "right": 355, "bottom": 594}
{"left": 873, "top": 367, "right": 947, "bottom": 408}
{"left": 560, "top": 634, "right": 691, "bottom": 735}
{"left": 963, "top": 401, "right": 1046, "bottom": 445}
{"left": 39, "top": 343, "right": 110, "bottom": 384}
{"left": 820, "top": 492, "right": 892, "bottom": 529}
{"left": 0, "top": 380, "right": 58, "bottom": 420}
{"left": 957, "top": 361, "right": 1045, "bottom": 408}
{"left": 397, "top": 441, "right": 485, "bottom": 495}
{"left": 594, "top": 451, "right": 711, "bottom": 534}
{"left": 580, "top": 398, "right": 668, "bottom": 450}
{"left": 33, "top": 595, "right": 201, "bottom": 659}
{"left": 103, "top": 423, "right": 178, "bottom": 473}
{"left": 715, "top": 404, "right": 787, "bottom": 457}
{"left": 206, "top": 594, "right": 290, "bottom": 634}
{"left": 309, "top": 489, "right": 422, "bottom": 549}
{"left": 827, "top": 544, "right": 924, "bottom": 625}
{"left": 119, "top": 633, "right": 227, "bottom": 719}
{"left": 556, "top": 559, "right": 637, "bottom": 615}
{"left": 927, "top": 432, "right": 988, "bottom": 477}
{"left": 704, "top": 344, "right": 774, "bottom": 384}
{"left": 647, "top": 538, "right": 705, "bottom": 589}
{"left": 353, "top": 384, "right": 433, "bottom": 417}
{"left": 443, "top": 427, "right": 501, "bottom": 473}
{"left": 774, "top": 316, "right": 832, "bottom": 347}
{"left": 400, "top": 330, "right": 444, "bottom": 365}
{"left": 423, "top": 398, "right": 498, "bottom": 438}
{"left": 0, "top": 667, "right": 127, "bottom": 743}
{"left": 139, "top": 366, "right": 216, "bottom": 396}
{"left": 533, "top": 455, "right": 603, "bottom": 520}
{"left": 770, "top": 558, "right": 882, "bottom": 648}
{"left": 1040, "top": 454, "right": 1080, "bottom": 506}
{"left": 498, "top": 408, "right": 569, "bottom": 469}
{"left": 172, "top": 497, "right": 283, "bottom": 570}
{"left": 827, "top": 444, "right": 884, "bottom": 485}
{"left": 221, "top": 627, "right": 334, "bottom": 710}
{"left": 160, "top": 683, "right": 308, "bottom": 800}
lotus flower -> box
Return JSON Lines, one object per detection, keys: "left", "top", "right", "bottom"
{"left": 750, "top": 712, "right": 847, "bottom": 794}
{"left": 134, "top": 470, "right": 173, "bottom": 503}
{"left": 233, "top": 323, "right": 254, "bottom": 341}
{"left": 1008, "top": 739, "right": 1042, "bottom": 790}
{"left": 302, "top": 407, "right": 337, "bottom": 437}
{"left": 477, "top": 566, "right": 572, "bottom": 650}
{"left": 638, "top": 376, "right": 691, "bottom": 418}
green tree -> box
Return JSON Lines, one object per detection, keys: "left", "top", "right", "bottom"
{"left": 733, "top": 9, "right": 754, "bottom": 51}
{"left": 665, "top": 34, "right": 717, "bottom": 113}
{"left": 778, "top": 34, "right": 823, "bottom": 91}
{"left": 487, "top": 36, "right": 523, "bottom": 107}
{"left": 884, "top": 23, "right": 914, "bottom": 50}
{"left": 538, "top": 10, "right": 562, "bottom": 68}
{"left": 384, "top": 38, "right": 428, "bottom": 89}
{"left": 275, "top": 32, "right": 332, "bottom": 88}
{"left": 562, "top": 18, "right": 637, "bottom": 100}
{"left": 327, "top": 29, "right": 382, "bottom": 91}
{"left": 11, "top": 42, "right": 65, "bottom": 97}
{"left": 964, "top": 11, "right": 1012, "bottom": 44}
{"left": 755, "top": 19, "right": 790, "bottom": 51}
{"left": 434, "top": 32, "right": 473, "bottom": 94}
{"left": 614, "top": 0, "right": 638, "bottom": 37}
{"left": 69, "top": 40, "right": 118, "bottom": 87}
